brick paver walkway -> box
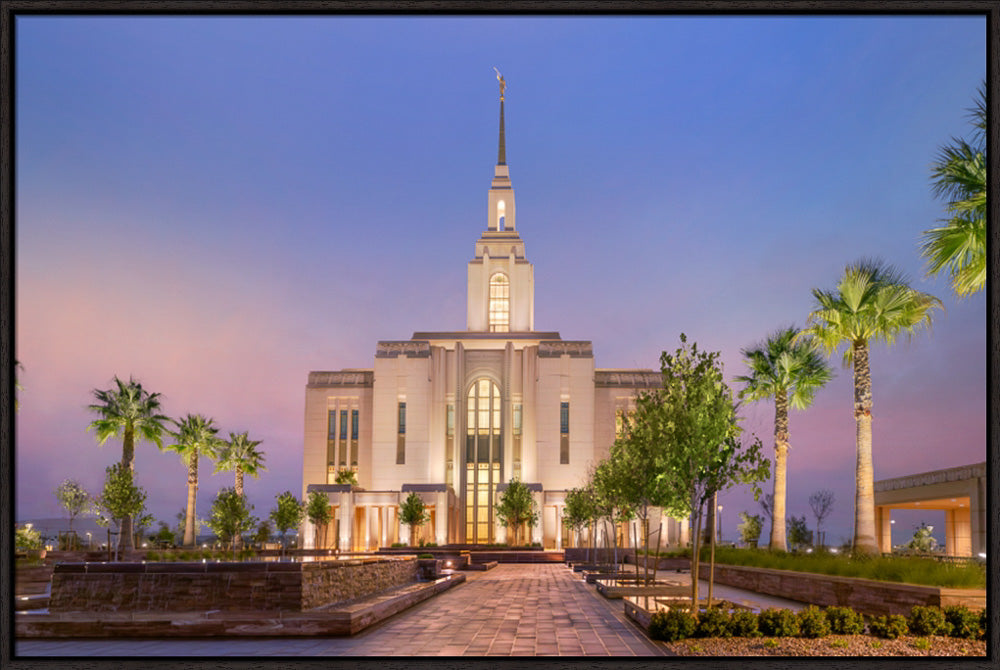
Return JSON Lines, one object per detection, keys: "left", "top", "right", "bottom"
{"left": 16, "top": 563, "right": 668, "bottom": 657}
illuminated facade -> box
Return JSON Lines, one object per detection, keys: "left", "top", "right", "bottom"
{"left": 301, "top": 81, "right": 686, "bottom": 550}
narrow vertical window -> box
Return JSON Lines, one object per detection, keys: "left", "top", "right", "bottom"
{"left": 351, "top": 409, "right": 359, "bottom": 467}
{"left": 446, "top": 404, "right": 455, "bottom": 487}
{"left": 488, "top": 273, "right": 509, "bottom": 332}
{"left": 339, "top": 409, "right": 348, "bottom": 466}
{"left": 396, "top": 402, "right": 406, "bottom": 465}
{"left": 513, "top": 404, "right": 522, "bottom": 479}
{"left": 560, "top": 401, "right": 570, "bottom": 464}
{"left": 327, "top": 410, "right": 338, "bottom": 483}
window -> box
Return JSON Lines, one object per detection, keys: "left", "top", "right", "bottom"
{"left": 396, "top": 402, "right": 406, "bottom": 464}
{"left": 513, "top": 404, "right": 522, "bottom": 479}
{"left": 339, "top": 409, "right": 348, "bottom": 466}
{"left": 351, "top": 409, "right": 359, "bottom": 466}
{"left": 465, "top": 379, "right": 502, "bottom": 543}
{"left": 560, "top": 402, "right": 569, "bottom": 464}
{"left": 326, "top": 410, "right": 338, "bottom": 483}
{"left": 488, "top": 273, "right": 509, "bottom": 332}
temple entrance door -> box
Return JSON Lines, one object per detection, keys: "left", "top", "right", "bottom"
{"left": 465, "top": 378, "right": 502, "bottom": 544}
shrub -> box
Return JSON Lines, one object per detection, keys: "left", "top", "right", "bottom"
{"left": 869, "top": 614, "right": 908, "bottom": 639}
{"left": 695, "top": 607, "right": 732, "bottom": 638}
{"left": 648, "top": 608, "right": 697, "bottom": 642}
{"left": 728, "top": 610, "right": 761, "bottom": 638}
{"left": 825, "top": 606, "right": 865, "bottom": 635}
{"left": 417, "top": 553, "right": 435, "bottom": 559}
{"left": 391, "top": 542, "right": 406, "bottom": 548}
{"left": 942, "top": 605, "right": 980, "bottom": 639}
{"left": 979, "top": 608, "right": 987, "bottom": 641}
{"left": 758, "top": 608, "right": 799, "bottom": 637}
{"left": 907, "top": 606, "right": 951, "bottom": 636}
{"left": 797, "top": 606, "right": 830, "bottom": 638}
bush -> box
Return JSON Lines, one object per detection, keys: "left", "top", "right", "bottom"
{"left": 942, "top": 605, "right": 980, "bottom": 639}
{"left": 417, "top": 553, "right": 435, "bottom": 559}
{"left": 869, "top": 614, "right": 908, "bottom": 639}
{"left": 648, "top": 608, "right": 697, "bottom": 642}
{"left": 758, "top": 608, "right": 800, "bottom": 637}
{"left": 728, "top": 610, "right": 760, "bottom": 638}
{"left": 907, "top": 606, "right": 951, "bottom": 636}
{"left": 695, "top": 607, "right": 732, "bottom": 638}
{"left": 391, "top": 542, "right": 406, "bottom": 548}
{"left": 797, "top": 606, "right": 830, "bottom": 638}
{"left": 824, "top": 606, "right": 865, "bottom": 635}
{"left": 979, "top": 608, "right": 987, "bottom": 641}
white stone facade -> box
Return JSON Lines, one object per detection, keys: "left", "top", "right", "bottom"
{"left": 301, "top": 92, "right": 679, "bottom": 550}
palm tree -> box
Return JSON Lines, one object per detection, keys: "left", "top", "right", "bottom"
{"left": 735, "top": 326, "right": 833, "bottom": 551}
{"left": 215, "top": 432, "right": 266, "bottom": 551}
{"left": 802, "top": 259, "right": 941, "bottom": 554}
{"left": 87, "top": 376, "right": 169, "bottom": 550}
{"left": 921, "top": 82, "right": 986, "bottom": 297}
{"left": 215, "top": 432, "right": 266, "bottom": 498}
{"left": 166, "top": 414, "right": 222, "bottom": 546}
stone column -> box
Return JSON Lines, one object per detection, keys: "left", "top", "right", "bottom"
{"left": 556, "top": 505, "right": 563, "bottom": 549}
{"left": 436, "top": 491, "right": 448, "bottom": 545}
{"left": 875, "top": 506, "right": 892, "bottom": 553}
{"left": 532, "top": 491, "right": 544, "bottom": 545}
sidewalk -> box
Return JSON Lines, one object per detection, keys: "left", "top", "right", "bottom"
{"left": 16, "top": 563, "right": 670, "bottom": 657}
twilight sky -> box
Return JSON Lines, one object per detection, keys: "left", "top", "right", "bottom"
{"left": 15, "top": 15, "right": 986, "bottom": 547}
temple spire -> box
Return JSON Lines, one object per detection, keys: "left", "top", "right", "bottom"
{"left": 494, "top": 67, "right": 506, "bottom": 166}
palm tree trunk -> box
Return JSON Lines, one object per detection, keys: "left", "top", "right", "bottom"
{"left": 120, "top": 427, "right": 136, "bottom": 550}
{"left": 770, "top": 391, "right": 790, "bottom": 551}
{"left": 852, "top": 340, "right": 878, "bottom": 554}
{"left": 184, "top": 450, "right": 198, "bottom": 546}
{"left": 234, "top": 467, "right": 244, "bottom": 551}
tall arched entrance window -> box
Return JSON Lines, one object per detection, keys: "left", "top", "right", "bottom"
{"left": 488, "top": 273, "right": 509, "bottom": 332}
{"left": 466, "top": 378, "right": 502, "bottom": 543}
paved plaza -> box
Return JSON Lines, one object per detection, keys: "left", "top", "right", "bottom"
{"left": 17, "top": 563, "right": 671, "bottom": 657}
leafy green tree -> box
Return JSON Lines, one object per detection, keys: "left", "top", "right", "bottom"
{"left": 151, "top": 521, "right": 177, "bottom": 547}
{"left": 398, "top": 492, "right": 429, "bottom": 547}
{"left": 333, "top": 469, "right": 358, "bottom": 486}
{"left": 205, "top": 487, "right": 257, "bottom": 559}
{"left": 166, "top": 414, "right": 223, "bottom": 546}
{"left": 96, "top": 462, "right": 148, "bottom": 560}
{"left": 253, "top": 519, "right": 273, "bottom": 547}
{"left": 645, "top": 334, "right": 770, "bottom": 608}
{"left": 54, "top": 479, "right": 91, "bottom": 547}
{"left": 737, "top": 512, "right": 763, "bottom": 546}
{"left": 921, "top": 82, "right": 986, "bottom": 297}
{"left": 591, "top": 457, "right": 635, "bottom": 565}
{"left": 494, "top": 479, "right": 539, "bottom": 547}
{"left": 735, "top": 326, "right": 832, "bottom": 551}
{"left": 786, "top": 515, "right": 811, "bottom": 550}
{"left": 305, "top": 491, "right": 333, "bottom": 549}
{"left": 803, "top": 259, "right": 941, "bottom": 554}
{"left": 87, "top": 376, "right": 169, "bottom": 550}
{"left": 907, "top": 522, "right": 938, "bottom": 553}
{"left": 15, "top": 524, "right": 43, "bottom": 551}
{"left": 563, "top": 485, "right": 599, "bottom": 560}
{"left": 134, "top": 512, "right": 155, "bottom": 548}
{"left": 270, "top": 491, "right": 304, "bottom": 558}
{"left": 215, "top": 431, "right": 266, "bottom": 551}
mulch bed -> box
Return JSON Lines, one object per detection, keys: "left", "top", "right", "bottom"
{"left": 662, "top": 634, "right": 986, "bottom": 656}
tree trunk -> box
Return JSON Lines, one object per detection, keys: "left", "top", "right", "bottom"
{"left": 708, "top": 492, "right": 718, "bottom": 607}
{"left": 690, "top": 500, "right": 701, "bottom": 611}
{"left": 183, "top": 449, "right": 198, "bottom": 546}
{"left": 852, "top": 340, "right": 878, "bottom": 554}
{"left": 770, "top": 391, "right": 790, "bottom": 551}
{"left": 234, "top": 467, "right": 244, "bottom": 551}
{"left": 120, "top": 427, "right": 136, "bottom": 551}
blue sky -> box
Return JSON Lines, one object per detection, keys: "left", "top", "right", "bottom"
{"left": 15, "top": 14, "right": 986, "bottom": 547}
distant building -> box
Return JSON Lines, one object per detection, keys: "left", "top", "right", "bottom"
{"left": 301, "top": 80, "right": 686, "bottom": 549}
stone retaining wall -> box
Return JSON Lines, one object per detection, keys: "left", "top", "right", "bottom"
{"left": 49, "top": 557, "right": 417, "bottom": 613}
{"left": 698, "top": 563, "right": 985, "bottom": 616}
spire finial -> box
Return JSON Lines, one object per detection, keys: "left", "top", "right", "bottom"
{"left": 493, "top": 68, "right": 506, "bottom": 166}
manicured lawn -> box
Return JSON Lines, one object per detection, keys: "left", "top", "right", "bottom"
{"left": 641, "top": 546, "right": 985, "bottom": 589}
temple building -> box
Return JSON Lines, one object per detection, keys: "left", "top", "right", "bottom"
{"left": 301, "top": 77, "right": 685, "bottom": 549}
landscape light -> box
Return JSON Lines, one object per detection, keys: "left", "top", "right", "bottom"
{"left": 978, "top": 552, "right": 986, "bottom": 559}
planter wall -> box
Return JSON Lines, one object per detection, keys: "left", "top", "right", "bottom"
{"left": 697, "top": 563, "right": 985, "bottom": 616}
{"left": 49, "top": 556, "right": 417, "bottom": 613}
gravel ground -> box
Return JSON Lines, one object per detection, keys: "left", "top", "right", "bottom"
{"left": 662, "top": 634, "right": 986, "bottom": 656}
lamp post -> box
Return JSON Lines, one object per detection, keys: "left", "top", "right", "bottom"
{"left": 86, "top": 532, "right": 92, "bottom": 550}
{"left": 717, "top": 505, "right": 723, "bottom": 543}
